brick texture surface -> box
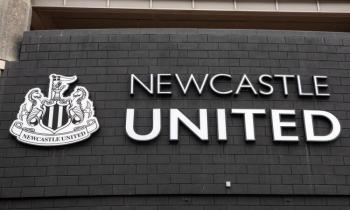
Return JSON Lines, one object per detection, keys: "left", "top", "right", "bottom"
{"left": 1, "top": 195, "right": 350, "bottom": 210}
{"left": 0, "top": 29, "right": 350, "bottom": 207}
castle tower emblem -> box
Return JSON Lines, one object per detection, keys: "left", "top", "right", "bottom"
{"left": 10, "top": 74, "right": 99, "bottom": 146}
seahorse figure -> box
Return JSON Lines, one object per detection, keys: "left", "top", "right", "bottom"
{"left": 19, "top": 88, "right": 45, "bottom": 126}
{"left": 68, "top": 87, "right": 92, "bottom": 124}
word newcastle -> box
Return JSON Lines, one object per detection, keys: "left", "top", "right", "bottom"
{"left": 126, "top": 74, "right": 341, "bottom": 142}
{"left": 130, "top": 73, "right": 330, "bottom": 96}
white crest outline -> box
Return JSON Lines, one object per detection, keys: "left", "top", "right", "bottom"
{"left": 9, "top": 74, "right": 100, "bottom": 146}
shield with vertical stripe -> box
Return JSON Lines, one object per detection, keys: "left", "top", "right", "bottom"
{"left": 10, "top": 74, "right": 100, "bottom": 146}
{"left": 42, "top": 103, "right": 69, "bottom": 131}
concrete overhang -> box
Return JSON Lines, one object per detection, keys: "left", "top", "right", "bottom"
{"left": 31, "top": 0, "right": 350, "bottom": 31}
{"left": 32, "top": 0, "right": 350, "bottom": 13}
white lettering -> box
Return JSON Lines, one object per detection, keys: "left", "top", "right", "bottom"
{"left": 175, "top": 74, "right": 209, "bottom": 95}
{"left": 210, "top": 74, "right": 233, "bottom": 95}
{"left": 130, "top": 74, "right": 154, "bottom": 95}
{"left": 303, "top": 110, "right": 341, "bottom": 142}
{"left": 313, "top": 76, "right": 330, "bottom": 96}
{"left": 126, "top": 109, "right": 161, "bottom": 141}
{"left": 235, "top": 74, "right": 258, "bottom": 95}
{"left": 170, "top": 109, "right": 208, "bottom": 141}
{"left": 231, "top": 109, "right": 266, "bottom": 141}
{"left": 271, "top": 109, "right": 299, "bottom": 141}
{"left": 274, "top": 74, "right": 295, "bottom": 96}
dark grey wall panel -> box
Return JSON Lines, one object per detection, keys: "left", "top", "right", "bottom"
{"left": 1, "top": 195, "right": 350, "bottom": 210}
{"left": 0, "top": 29, "right": 350, "bottom": 203}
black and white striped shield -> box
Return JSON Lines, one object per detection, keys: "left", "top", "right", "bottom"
{"left": 42, "top": 103, "right": 69, "bottom": 131}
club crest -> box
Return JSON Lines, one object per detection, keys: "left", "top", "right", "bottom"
{"left": 10, "top": 74, "right": 99, "bottom": 146}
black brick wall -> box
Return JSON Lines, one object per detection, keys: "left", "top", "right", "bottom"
{"left": 1, "top": 195, "right": 350, "bottom": 210}
{"left": 0, "top": 29, "right": 350, "bottom": 209}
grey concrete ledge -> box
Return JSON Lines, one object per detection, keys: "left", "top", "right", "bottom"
{"left": 24, "top": 28, "right": 350, "bottom": 38}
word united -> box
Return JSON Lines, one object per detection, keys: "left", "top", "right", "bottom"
{"left": 126, "top": 74, "right": 341, "bottom": 142}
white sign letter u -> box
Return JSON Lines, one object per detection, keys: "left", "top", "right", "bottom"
{"left": 126, "top": 109, "right": 161, "bottom": 141}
